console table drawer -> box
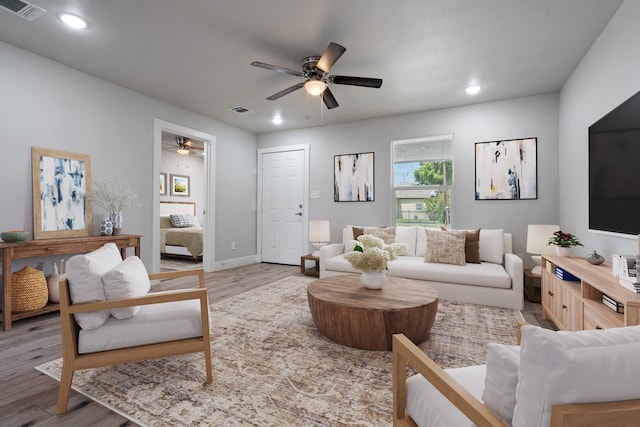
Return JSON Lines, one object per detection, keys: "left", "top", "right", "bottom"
{"left": 584, "top": 301, "right": 622, "bottom": 330}
{"left": 9, "top": 242, "right": 85, "bottom": 257}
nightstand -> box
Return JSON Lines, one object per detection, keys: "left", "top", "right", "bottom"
{"left": 300, "top": 254, "right": 320, "bottom": 277}
{"left": 524, "top": 268, "right": 542, "bottom": 303}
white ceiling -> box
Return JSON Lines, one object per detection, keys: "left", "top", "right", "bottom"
{"left": 0, "top": 0, "right": 623, "bottom": 134}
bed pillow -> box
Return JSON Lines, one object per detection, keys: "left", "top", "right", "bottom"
{"left": 424, "top": 228, "right": 466, "bottom": 265}
{"left": 66, "top": 243, "right": 123, "bottom": 330}
{"left": 512, "top": 325, "right": 640, "bottom": 427}
{"left": 479, "top": 229, "right": 504, "bottom": 264}
{"left": 482, "top": 343, "right": 520, "bottom": 425}
{"left": 169, "top": 213, "right": 196, "bottom": 228}
{"left": 102, "top": 256, "right": 151, "bottom": 319}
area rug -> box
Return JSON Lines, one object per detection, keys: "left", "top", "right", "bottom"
{"left": 37, "top": 276, "right": 523, "bottom": 426}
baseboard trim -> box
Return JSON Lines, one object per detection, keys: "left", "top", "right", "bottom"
{"left": 213, "top": 255, "right": 259, "bottom": 271}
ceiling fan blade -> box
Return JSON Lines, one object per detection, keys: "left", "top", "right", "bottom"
{"left": 330, "top": 75, "right": 383, "bottom": 88}
{"left": 266, "top": 82, "right": 305, "bottom": 100}
{"left": 322, "top": 87, "right": 339, "bottom": 109}
{"left": 251, "top": 61, "right": 303, "bottom": 77}
{"left": 316, "top": 42, "right": 346, "bottom": 73}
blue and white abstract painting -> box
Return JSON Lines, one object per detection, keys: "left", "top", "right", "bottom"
{"left": 39, "top": 154, "right": 87, "bottom": 231}
{"left": 334, "top": 152, "right": 374, "bottom": 202}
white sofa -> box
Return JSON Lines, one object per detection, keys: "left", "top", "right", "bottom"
{"left": 319, "top": 226, "right": 523, "bottom": 310}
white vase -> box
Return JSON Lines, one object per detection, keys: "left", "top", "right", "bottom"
{"left": 361, "top": 271, "right": 386, "bottom": 289}
{"left": 47, "top": 273, "right": 65, "bottom": 303}
{"left": 555, "top": 246, "right": 572, "bottom": 257}
{"left": 110, "top": 212, "right": 123, "bottom": 235}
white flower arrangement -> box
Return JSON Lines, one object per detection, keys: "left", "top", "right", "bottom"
{"left": 90, "top": 180, "right": 141, "bottom": 214}
{"left": 343, "top": 234, "right": 408, "bottom": 272}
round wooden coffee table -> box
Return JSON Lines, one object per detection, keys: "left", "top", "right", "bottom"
{"left": 307, "top": 275, "right": 439, "bottom": 350}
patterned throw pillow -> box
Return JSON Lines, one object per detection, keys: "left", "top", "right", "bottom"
{"left": 169, "top": 213, "right": 196, "bottom": 228}
{"left": 424, "top": 228, "right": 466, "bottom": 265}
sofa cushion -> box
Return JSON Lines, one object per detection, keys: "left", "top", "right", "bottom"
{"left": 479, "top": 229, "right": 504, "bottom": 264}
{"left": 66, "top": 243, "right": 123, "bottom": 330}
{"left": 483, "top": 343, "right": 520, "bottom": 425}
{"left": 78, "top": 298, "right": 204, "bottom": 354}
{"left": 406, "top": 364, "right": 486, "bottom": 427}
{"left": 512, "top": 325, "right": 640, "bottom": 427}
{"left": 395, "top": 226, "right": 417, "bottom": 256}
{"left": 101, "top": 256, "right": 151, "bottom": 319}
{"left": 464, "top": 229, "right": 481, "bottom": 264}
{"left": 325, "top": 255, "right": 512, "bottom": 289}
{"left": 425, "top": 228, "right": 466, "bottom": 266}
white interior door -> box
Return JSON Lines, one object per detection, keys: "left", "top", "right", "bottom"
{"left": 261, "top": 149, "right": 305, "bottom": 265}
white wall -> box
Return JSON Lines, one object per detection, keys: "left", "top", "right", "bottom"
{"left": 0, "top": 41, "right": 258, "bottom": 273}
{"left": 258, "top": 93, "right": 560, "bottom": 262}
{"left": 559, "top": 0, "right": 640, "bottom": 260}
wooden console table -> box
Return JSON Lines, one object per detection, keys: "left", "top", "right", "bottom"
{"left": 1, "top": 234, "right": 141, "bottom": 331}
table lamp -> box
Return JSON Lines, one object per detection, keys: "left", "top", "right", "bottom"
{"left": 309, "top": 220, "right": 330, "bottom": 256}
{"left": 526, "top": 224, "right": 560, "bottom": 275}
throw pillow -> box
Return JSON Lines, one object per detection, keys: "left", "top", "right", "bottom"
{"left": 512, "top": 325, "right": 640, "bottom": 427}
{"left": 169, "top": 213, "right": 196, "bottom": 228}
{"left": 465, "top": 228, "right": 481, "bottom": 263}
{"left": 482, "top": 343, "right": 520, "bottom": 425}
{"left": 66, "top": 243, "right": 123, "bottom": 330}
{"left": 424, "top": 228, "right": 466, "bottom": 265}
{"left": 365, "top": 226, "right": 396, "bottom": 244}
{"left": 479, "top": 229, "right": 504, "bottom": 264}
{"left": 102, "top": 256, "right": 151, "bottom": 319}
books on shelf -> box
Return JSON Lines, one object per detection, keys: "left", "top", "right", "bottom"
{"left": 555, "top": 267, "right": 580, "bottom": 281}
{"left": 602, "top": 293, "right": 625, "bottom": 313}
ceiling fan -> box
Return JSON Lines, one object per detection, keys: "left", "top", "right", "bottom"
{"left": 175, "top": 137, "right": 203, "bottom": 155}
{"left": 251, "top": 42, "right": 383, "bottom": 109}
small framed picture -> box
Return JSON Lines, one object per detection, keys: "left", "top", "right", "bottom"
{"left": 159, "top": 172, "right": 167, "bottom": 195}
{"left": 170, "top": 174, "right": 190, "bottom": 196}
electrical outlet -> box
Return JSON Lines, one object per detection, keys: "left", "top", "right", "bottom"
{"left": 231, "top": 241, "right": 236, "bottom": 250}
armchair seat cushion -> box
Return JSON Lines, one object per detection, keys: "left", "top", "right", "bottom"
{"left": 78, "top": 298, "right": 205, "bottom": 354}
{"left": 406, "top": 364, "right": 486, "bottom": 427}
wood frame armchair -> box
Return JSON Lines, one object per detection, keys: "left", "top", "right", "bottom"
{"left": 392, "top": 325, "right": 640, "bottom": 427}
{"left": 56, "top": 268, "right": 212, "bottom": 414}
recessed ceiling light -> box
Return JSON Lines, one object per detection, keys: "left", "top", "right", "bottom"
{"left": 57, "top": 12, "right": 88, "bottom": 29}
{"left": 272, "top": 117, "right": 283, "bottom": 125}
{"left": 465, "top": 85, "right": 482, "bottom": 95}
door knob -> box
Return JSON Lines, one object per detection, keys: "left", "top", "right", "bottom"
{"left": 294, "top": 212, "right": 303, "bottom": 216}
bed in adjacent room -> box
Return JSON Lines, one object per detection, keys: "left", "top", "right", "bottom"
{"left": 160, "top": 201, "right": 203, "bottom": 261}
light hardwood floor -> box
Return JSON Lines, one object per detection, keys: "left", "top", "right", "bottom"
{"left": 0, "top": 261, "right": 545, "bottom": 426}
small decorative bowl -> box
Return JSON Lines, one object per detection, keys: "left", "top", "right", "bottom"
{"left": 1, "top": 230, "right": 30, "bottom": 243}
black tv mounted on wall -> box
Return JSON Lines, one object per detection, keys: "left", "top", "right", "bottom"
{"left": 589, "top": 89, "right": 640, "bottom": 236}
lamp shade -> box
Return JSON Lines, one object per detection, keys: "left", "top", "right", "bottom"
{"left": 304, "top": 79, "right": 327, "bottom": 96}
{"left": 309, "top": 220, "right": 330, "bottom": 244}
{"left": 526, "top": 224, "right": 560, "bottom": 256}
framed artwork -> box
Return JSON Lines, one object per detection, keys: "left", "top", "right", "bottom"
{"left": 334, "top": 152, "right": 375, "bottom": 202}
{"left": 475, "top": 137, "right": 537, "bottom": 200}
{"left": 170, "top": 173, "right": 190, "bottom": 196}
{"left": 159, "top": 172, "right": 167, "bottom": 195}
{"left": 31, "top": 147, "right": 92, "bottom": 239}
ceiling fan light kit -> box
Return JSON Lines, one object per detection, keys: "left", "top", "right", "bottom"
{"left": 251, "top": 42, "right": 382, "bottom": 110}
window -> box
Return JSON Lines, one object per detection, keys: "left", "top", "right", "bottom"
{"left": 391, "top": 134, "right": 453, "bottom": 228}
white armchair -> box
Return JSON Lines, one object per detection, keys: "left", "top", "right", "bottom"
{"left": 393, "top": 324, "right": 640, "bottom": 427}
{"left": 56, "top": 243, "right": 212, "bottom": 414}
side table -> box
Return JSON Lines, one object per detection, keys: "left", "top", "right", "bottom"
{"left": 524, "top": 268, "right": 541, "bottom": 303}
{"left": 300, "top": 254, "right": 320, "bottom": 277}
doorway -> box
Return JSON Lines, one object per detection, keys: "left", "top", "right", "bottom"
{"left": 257, "top": 145, "right": 310, "bottom": 265}
{"left": 152, "top": 119, "right": 216, "bottom": 273}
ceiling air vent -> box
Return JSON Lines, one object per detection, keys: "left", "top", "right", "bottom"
{"left": 0, "top": 0, "right": 46, "bottom": 21}
{"left": 228, "top": 106, "right": 254, "bottom": 115}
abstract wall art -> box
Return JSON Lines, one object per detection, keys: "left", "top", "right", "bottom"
{"left": 31, "top": 147, "right": 92, "bottom": 239}
{"left": 475, "top": 138, "right": 537, "bottom": 200}
{"left": 334, "top": 152, "right": 375, "bottom": 202}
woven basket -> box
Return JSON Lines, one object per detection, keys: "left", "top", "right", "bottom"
{"left": 12, "top": 265, "right": 48, "bottom": 313}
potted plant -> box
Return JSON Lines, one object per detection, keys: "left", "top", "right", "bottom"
{"left": 547, "top": 230, "right": 583, "bottom": 256}
{"left": 343, "top": 235, "right": 407, "bottom": 289}
{"left": 89, "top": 181, "right": 140, "bottom": 235}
